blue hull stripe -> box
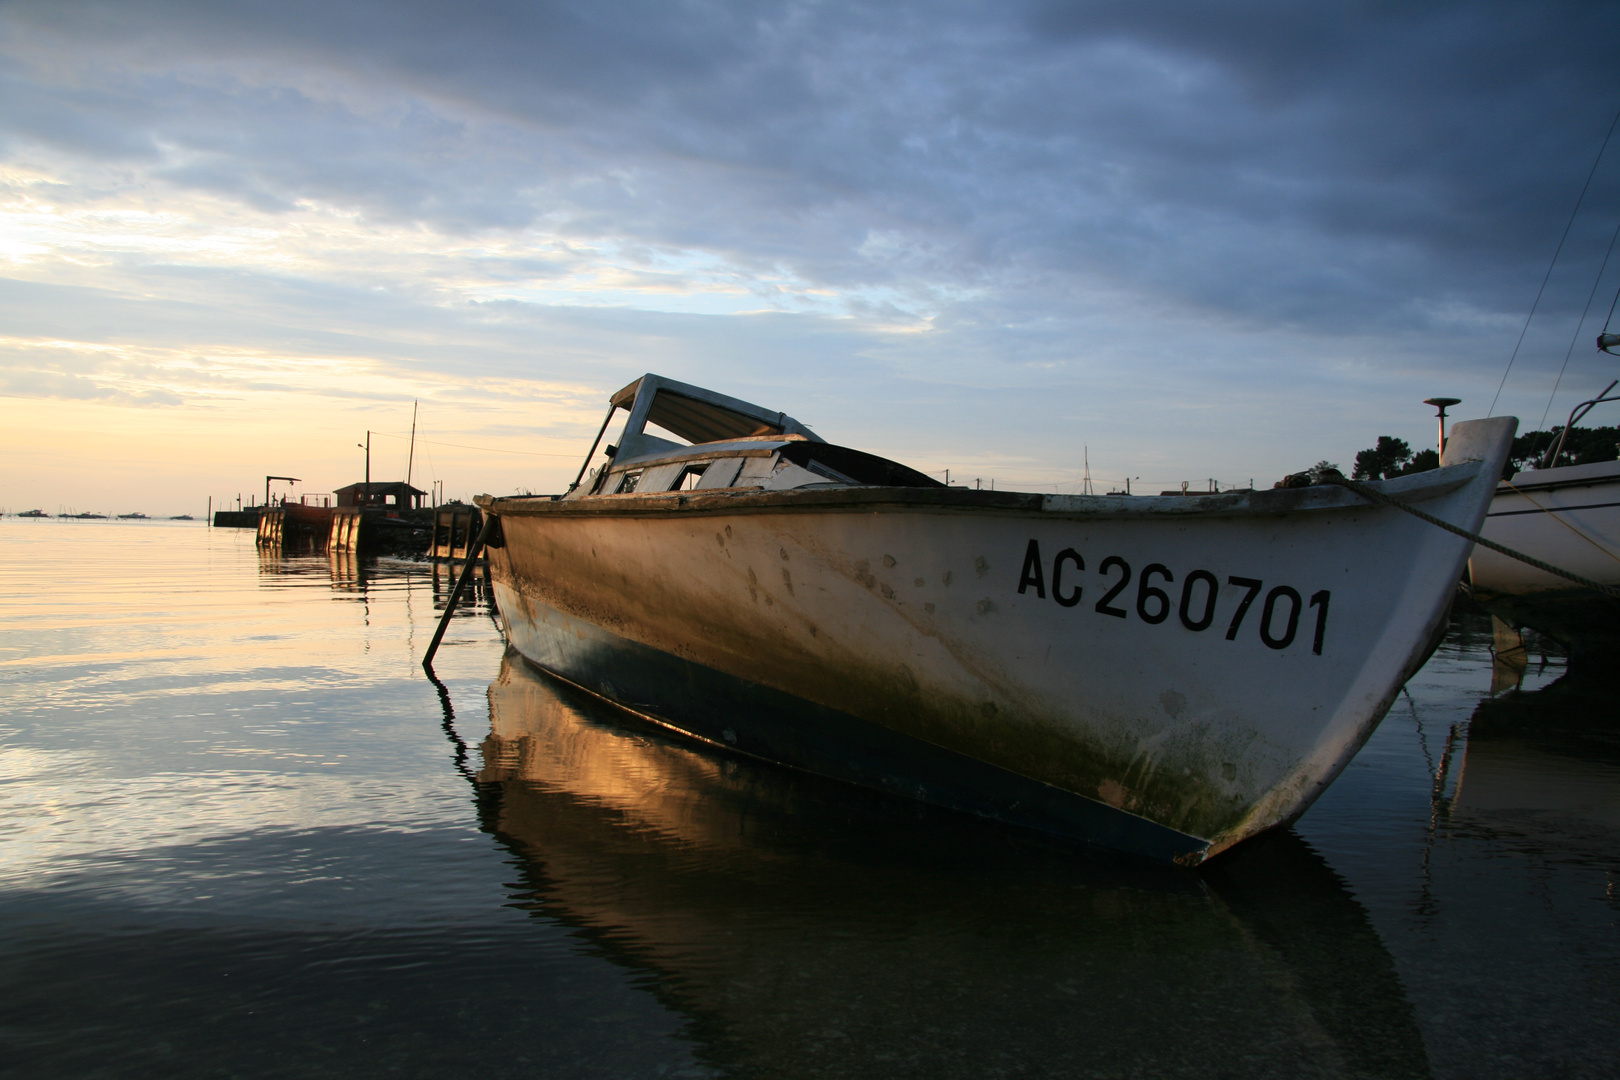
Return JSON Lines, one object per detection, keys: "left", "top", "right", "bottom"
{"left": 498, "top": 588, "right": 1208, "bottom": 865}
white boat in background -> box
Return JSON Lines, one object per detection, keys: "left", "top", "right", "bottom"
{"left": 477, "top": 374, "right": 1515, "bottom": 864}
{"left": 1470, "top": 375, "right": 1620, "bottom": 662}
{"left": 1471, "top": 460, "right": 1620, "bottom": 659}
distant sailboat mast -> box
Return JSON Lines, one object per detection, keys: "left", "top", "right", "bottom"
{"left": 407, "top": 400, "right": 418, "bottom": 493}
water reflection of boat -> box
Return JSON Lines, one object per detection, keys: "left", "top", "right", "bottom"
{"left": 481, "top": 374, "right": 1515, "bottom": 864}
{"left": 468, "top": 652, "right": 1429, "bottom": 1078}
{"left": 1457, "top": 674, "right": 1620, "bottom": 848}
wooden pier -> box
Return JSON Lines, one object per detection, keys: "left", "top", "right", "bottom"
{"left": 213, "top": 509, "right": 262, "bottom": 528}
{"left": 251, "top": 504, "right": 470, "bottom": 560}
{"left": 329, "top": 507, "right": 363, "bottom": 552}
{"left": 428, "top": 507, "right": 482, "bottom": 561}
{"left": 256, "top": 504, "right": 334, "bottom": 552}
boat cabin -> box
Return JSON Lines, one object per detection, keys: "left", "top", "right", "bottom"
{"left": 335, "top": 481, "right": 427, "bottom": 510}
{"left": 566, "top": 374, "right": 943, "bottom": 498}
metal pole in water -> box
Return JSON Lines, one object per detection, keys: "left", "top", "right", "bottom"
{"left": 423, "top": 513, "right": 498, "bottom": 671}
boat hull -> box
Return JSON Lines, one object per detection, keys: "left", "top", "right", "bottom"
{"left": 493, "top": 582, "right": 1205, "bottom": 861}
{"left": 485, "top": 418, "right": 1513, "bottom": 863}
{"left": 1470, "top": 460, "right": 1620, "bottom": 659}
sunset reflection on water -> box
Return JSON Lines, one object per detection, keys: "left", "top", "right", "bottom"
{"left": 1, "top": 519, "right": 1615, "bottom": 1079}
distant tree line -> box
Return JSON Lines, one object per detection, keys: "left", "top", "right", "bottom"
{"left": 1351, "top": 437, "right": 1438, "bottom": 480}
{"left": 1504, "top": 424, "right": 1619, "bottom": 475}
{"left": 1348, "top": 424, "right": 1618, "bottom": 481}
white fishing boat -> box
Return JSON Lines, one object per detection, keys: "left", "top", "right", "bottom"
{"left": 1470, "top": 374, "right": 1620, "bottom": 661}
{"left": 476, "top": 374, "right": 1515, "bottom": 864}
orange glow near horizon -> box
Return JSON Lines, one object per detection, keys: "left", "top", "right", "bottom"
{"left": 1, "top": 371, "right": 599, "bottom": 516}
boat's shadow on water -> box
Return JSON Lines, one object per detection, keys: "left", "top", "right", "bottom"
{"left": 1468, "top": 666, "right": 1619, "bottom": 746}
{"left": 448, "top": 652, "right": 1430, "bottom": 1079}
{"left": 1446, "top": 669, "right": 1620, "bottom": 869}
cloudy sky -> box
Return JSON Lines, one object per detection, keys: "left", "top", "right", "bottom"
{"left": 3, "top": 0, "right": 1619, "bottom": 513}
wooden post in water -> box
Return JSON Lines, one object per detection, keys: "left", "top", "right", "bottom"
{"left": 423, "top": 514, "right": 498, "bottom": 671}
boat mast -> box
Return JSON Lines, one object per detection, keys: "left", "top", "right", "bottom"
{"left": 406, "top": 400, "right": 418, "bottom": 495}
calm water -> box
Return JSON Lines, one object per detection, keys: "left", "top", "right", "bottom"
{"left": 2, "top": 520, "right": 1616, "bottom": 1079}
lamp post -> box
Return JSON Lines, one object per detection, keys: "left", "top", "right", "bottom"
{"left": 1423, "top": 397, "right": 1461, "bottom": 454}
{"left": 357, "top": 432, "right": 370, "bottom": 506}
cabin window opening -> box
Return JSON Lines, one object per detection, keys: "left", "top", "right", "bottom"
{"left": 644, "top": 419, "right": 693, "bottom": 447}
{"left": 673, "top": 464, "right": 709, "bottom": 491}
{"left": 804, "top": 459, "right": 859, "bottom": 485}
{"left": 616, "top": 470, "right": 644, "bottom": 494}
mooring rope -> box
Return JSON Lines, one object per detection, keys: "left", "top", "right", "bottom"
{"left": 1304, "top": 472, "right": 1620, "bottom": 602}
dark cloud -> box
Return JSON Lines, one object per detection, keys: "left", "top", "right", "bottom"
{"left": 3, "top": 0, "right": 1619, "bottom": 428}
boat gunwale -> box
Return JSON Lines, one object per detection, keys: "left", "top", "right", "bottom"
{"left": 1494, "top": 458, "right": 1620, "bottom": 495}
{"left": 481, "top": 460, "right": 1480, "bottom": 520}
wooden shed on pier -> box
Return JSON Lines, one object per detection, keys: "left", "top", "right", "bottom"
{"left": 334, "top": 481, "right": 427, "bottom": 511}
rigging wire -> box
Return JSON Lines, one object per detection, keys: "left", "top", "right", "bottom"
{"left": 419, "top": 421, "right": 441, "bottom": 503}
{"left": 1538, "top": 211, "right": 1620, "bottom": 431}
{"left": 1488, "top": 103, "right": 1620, "bottom": 417}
